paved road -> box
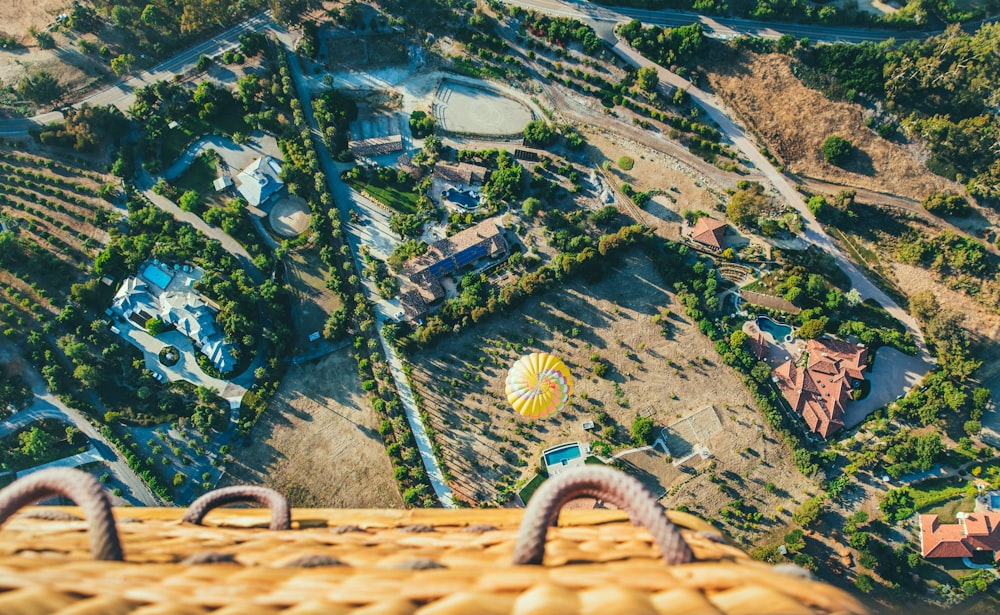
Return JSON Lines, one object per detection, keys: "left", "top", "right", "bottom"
{"left": 278, "top": 34, "right": 456, "bottom": 507}
{"left": 17, "top": 447, "right": 103, "bottom": 477}
{"left": 511, "top": 0, "right": 994, "bottom": 42}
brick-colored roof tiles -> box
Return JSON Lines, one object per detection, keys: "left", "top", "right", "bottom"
{"left": 921, "top": 513, "right": 1000, "bottom": 559}
{"left": 691, "top": 216, "right": 727, "bottom": 250}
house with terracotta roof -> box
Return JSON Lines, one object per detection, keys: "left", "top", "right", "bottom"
{"left": 690, "top": 217, "right": 728, "bottom": 251}
{"left": 433, "top": 162, "right": 489, "bottom": 186}
{"left": 400, "top": 219, "right": 508, "bottom": 321}
{"left": 921, "top": 512, "right": 1000, "bottom": 562}
{"left": 773, "top": 337, "right": 867, "bottom": 438}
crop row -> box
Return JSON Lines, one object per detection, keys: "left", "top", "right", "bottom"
{"left": 1, "top": 198, "right": 95, "bottom": 245}
{"left": 0, "top": 149, "right": 104, "bottom": 184}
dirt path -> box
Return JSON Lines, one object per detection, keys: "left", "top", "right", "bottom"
{"left": 222, "top": 351, "right": 403, "bottom": 508}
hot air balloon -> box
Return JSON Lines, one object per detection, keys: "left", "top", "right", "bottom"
{"left": 505, "top": 352, "right": 573, "bottom": 419}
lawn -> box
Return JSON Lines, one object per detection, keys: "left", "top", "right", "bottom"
{"left": 517, "top": 473, "right": 546, "bottom": 504}
{"left": 911, "top": 476, "right": 975, "bottom": 521}
{"left": 347, "top": 177, "right": 420, "bottom": 215}
{"left": 173, "top": 152, "right": 220, "bottom": 201}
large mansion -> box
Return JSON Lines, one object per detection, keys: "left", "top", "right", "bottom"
{"left": 773, "top": 338, "right": 867, "bottom": 438}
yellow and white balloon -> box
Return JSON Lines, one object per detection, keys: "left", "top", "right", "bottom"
{"left": 505, "top": 352, "right": 573, "bottom": 419}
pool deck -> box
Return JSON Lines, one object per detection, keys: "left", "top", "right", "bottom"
{"left": 742, "top": 320, "right": 805, "bottom": 369}
{"left": 543, "top": 442, "right": 588, "bottom": 477}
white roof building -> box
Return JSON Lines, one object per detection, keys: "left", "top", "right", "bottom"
{"left": 110, "top": 267, "right": 238, "bottom": 374}
{"left": 213, "top": 175, "right": 233, "bottom": 192}
{"left": 236, "top": 156, "right": 284, "bottom": 207}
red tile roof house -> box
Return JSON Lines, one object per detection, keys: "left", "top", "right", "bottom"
{"left": 772, "top": 337, "right": 868, "bottom": 439}
{"left": 690, "top": 217, "right": 728, "bottom": 251}
{"left": 921, "top": 513, "right": 1000, "bottom": 562}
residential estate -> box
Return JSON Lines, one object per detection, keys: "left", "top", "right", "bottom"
{"left": 920, "top": 512, "right": 1000, "bottom": 562}
{"left": 110, "top": 262, "right": 238, "bottom": 373}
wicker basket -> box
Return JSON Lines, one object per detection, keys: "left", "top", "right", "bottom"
{"left": 0, "top": 467, "right": 868, "bottom": 614}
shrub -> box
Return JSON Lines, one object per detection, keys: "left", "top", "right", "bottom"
{"left": 617, "top": 156, "right": 634, "bottom": 171}
{"left": 631, "top": 416, "right": 654, "bottom": 445}
{"left": 922, "top": 192, "right": 970, "bottom": 217}
{"left": 822, "top": 135, "right": 853, "bottom": 166}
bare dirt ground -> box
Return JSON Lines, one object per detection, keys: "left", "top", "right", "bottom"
{"left": 702, "top": 52, "right": 960, "bottom": 201}
{"left": 268, "top": 195, "right": 310, "bottom": 238}
{"left": 408, "top": 251, "right": 814, "bottom": 540}
{"left": 0, "top": 0, "right": 67, "bottom": 41}
{"left": 222, "top": 352, "right": 402, "bottom": 508}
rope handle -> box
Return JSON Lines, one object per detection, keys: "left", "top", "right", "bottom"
{"left": 0, "top": 468, "right": 123, "bottom": 561}
{"left": 182, "top": 486, "right": 290, "bottom": 530}
{"left": 512, "top": 466, "right": 693, "bottom": 566}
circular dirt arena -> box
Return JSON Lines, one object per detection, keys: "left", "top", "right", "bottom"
{"left": 433, "top": 80, "right": 533, "bottom": 136}
{"left": 269, "top": 196, "right": 310, "bottom": 238}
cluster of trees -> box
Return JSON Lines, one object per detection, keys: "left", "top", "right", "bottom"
{"left": 600, "top": 0, "right": 988, "bottom": 26}
{"left": 520, "top": 11, "right": 604, "bottom": 55}
{"left": 615, "top": 21, "right": 705, "bottom": 69}
{"left": 313, "top": 89, "right": 358, "bottom": 161}
{"left": 16, "top": 70, "right": 63, "bottom": 106}
{"left": 35, "top": 105, "right": 129, "bottom": 152}
{"left": 896, "top": 229, "right": 994, "bottom": 296}
{"left": 408, "top": 110, "right": 435, "bottom": 139}
{"left": 87, "top": 0, "right": 269, "bottom": 61}
{"left": 0, "top": 371, "right": 31, "bottom": 419}
{"left": 798, "top": 25, "right": 1000, "bottom": 208}
{"left": 0, "top": 421, "right": 85, "bottom": 472}
{"left": 922, "top": 192, "right": 971, "bottom": 217}
{"left": 727, "top": 182, "right": 799, "bottom": 236}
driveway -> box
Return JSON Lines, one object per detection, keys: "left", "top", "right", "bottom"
{"left": 843, "top": 347, "right": 930, "bottom": 428}
{"left": 17, "top": 447, "right": 103, "bottom": 478}
{"left": 162, "top": 132, "right": 281, "bottom": 181}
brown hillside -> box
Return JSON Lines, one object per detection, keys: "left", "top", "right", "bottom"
{"left": 702, "top": 52, "right": 958, "bottom": 201}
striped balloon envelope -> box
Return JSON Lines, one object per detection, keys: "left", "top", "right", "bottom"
{"left": 504, "top": 352, "right": 573, "bottom": 419}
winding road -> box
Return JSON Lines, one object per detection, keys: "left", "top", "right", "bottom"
{"left": 510, "top": 0, "right": 934, "bottom": 375}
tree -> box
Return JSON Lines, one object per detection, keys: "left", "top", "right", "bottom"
{"left": 146, "top": 317, "right": 167, "bottom": 336}
{"left": 34, "top": 31, "right": 55, "bottom": 49}
{"left": 631, "top": 416, "right": 655, "bottom": 445}
{"left": 797, "top": 317, "right": 828, "bottom": 339}
{"left": 178, "top": 190, "right": 200, "bottom": 213}
{"left": 523, "top": 120, "right": 557, "bottom": 148}
{"left": 784, "top": 528, "right": 806, "bottom": 552}
{"left": 822, "top": 135, "right": 853, "bottom": 166}
{"left": 409, "top": 110, "right": 435, "bottom": 138}
{"left": 880, "top": 487, "right": 915, "bottom": 524}
{"left": 111, "top": 53, "right": 136, "bottom": 77}
{"left": 922, "top": 192, "right": 970, "bottom": 217}
{"left": 19, "top": 427, "right": 55, "bottom": 461}
{"left": 726, "top": 183, "right": 768, "bottom": 227}
{"left": 617, "top": 156, "right": 634, "bottom": 171}
{"left": 196, "top": 55, "right": 212, "bottom": 72}
{"left": 17, "top": 70, "right": 62, "bottom": 105}
{"left": 636, "top": 66, "right": 659, "bottom": 92}
{"left": 792, "top": 496, "right": 823, "bottom": 527}
{"left": 522, "top": 197, "right": 542, "bottom": 217}
{"left": 855, "top": 573, "right": 875, "bottom": 593}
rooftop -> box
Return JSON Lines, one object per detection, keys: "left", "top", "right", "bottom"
{"left": 236, "top": 156, "right": 284, "bottom": 207}
{"left": 691, "top": 216, "right": 727, "bottom": 250}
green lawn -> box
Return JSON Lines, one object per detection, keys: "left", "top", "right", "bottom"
{"left": 518, "top": 473, "right": 546, "bottom": 504}
{"left": 348, "top": 178, "right": 420, "bottom": 215}
{"left": 911, "top": 477, "right": 975, "bottom": 521}
{"left": 173, "top": 152, "right": 218, "bottom": 198}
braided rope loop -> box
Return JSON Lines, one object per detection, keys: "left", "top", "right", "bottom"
{"left": 513, "top": 466, "right": 693, "bottom": 566}
{"left": 182, "top": 486, "right": 290, "bottom": 530}
{"left": 0, "top": 468, "right": 123, "bottom": 561}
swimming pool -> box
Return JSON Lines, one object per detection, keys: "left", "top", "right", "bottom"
{"left": 443, "top": 187, "right": 480, "bottom": 210}
{"left": 544, "top": 442, "right": 582, "bottom": 467}
{"left": 991, "top": 494, "right": 1000, "bottom": 509}
{"left": 142, "top": 264, "right": 174, "bottom": 290}
{"left": 757, "top": 315, "right": 793, "bottom": 342}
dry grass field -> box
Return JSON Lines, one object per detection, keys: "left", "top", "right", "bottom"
{"left": 408, "top": 251, "right": 814, "bottom": 537}
{"left": 702, "top": 52, "right": 959, "bottom": 201}
{"left": 222, "top": 351, "right": 402, "bottom": 508}
{"left": 285, "top": 245, "right": 344, "bottom": 348}
{"left": 0, "top": 0, "right": 67, "bottom": 40}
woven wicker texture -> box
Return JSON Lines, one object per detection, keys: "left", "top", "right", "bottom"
{"left": 0, "top": 507, "right": 867, "bottom": 615}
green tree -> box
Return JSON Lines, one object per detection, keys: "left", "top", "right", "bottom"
{"left": 855, "top": 573, "right": 875, "bottom": 593}
{"left": 617, "top": 156, "right": 634, "bottom": 171}
{"left": 111, "top": 53, "right": 136, "bottom": 77}
{"left": 636, "top": 66, "right": 659, "bottom": 92}
{"left": 522, "top": 197, "right": 542, "bottom": 217}
{"left": 146, "top": 317, "right": 167, "bottom": 336}
{"left": 19, "top": 427, "right": 55, "bottom": 461}
{"left": 880, "top": 487, "right": 915, "bottom": 524}
{"left": 631, "top": 416, "right": 655, "bottom": 445}
{"left": 796, "top": 317, "right": 828, "bottom": 339}
{"left": 922, "top": 192, "right": 970, "bottom": 217}
{"left": 726, "top": 183, "right": 768, "bottom": 227}
{"left": 17, "top": 70, "right": 62, "bottom": 105}
{"left": 822, "top": 135, "right": 853, "bottom": 166}
{"left": 792, "top": 496, "right": 823, "bottom": 527}
{"left": 409, "top": 110, "right": 435, "bottom": 138}
{"left": 178, "top": 190, "right": 200, "bottom": 213}
{"left": 523, "top": 120, "right": 557, "bottom": 148}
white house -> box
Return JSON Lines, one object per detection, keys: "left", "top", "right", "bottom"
{"left": 236, "top": 156, "right": 284, "bottom": 207}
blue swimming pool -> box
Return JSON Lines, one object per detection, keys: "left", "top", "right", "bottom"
{"left": 757, "top": 315, "right": 793, "bottom": 342}
{"left": 142, "top": 264, "right": 174, "bottom": 290}
{"left": 544, "top": 443, "right": 582, "bottom": 466}
{"left": 991, "top": 494, "right": 1000, "bottom": 509}
{"left": 443, "top": 188, "right": 480, "bottom": 210}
